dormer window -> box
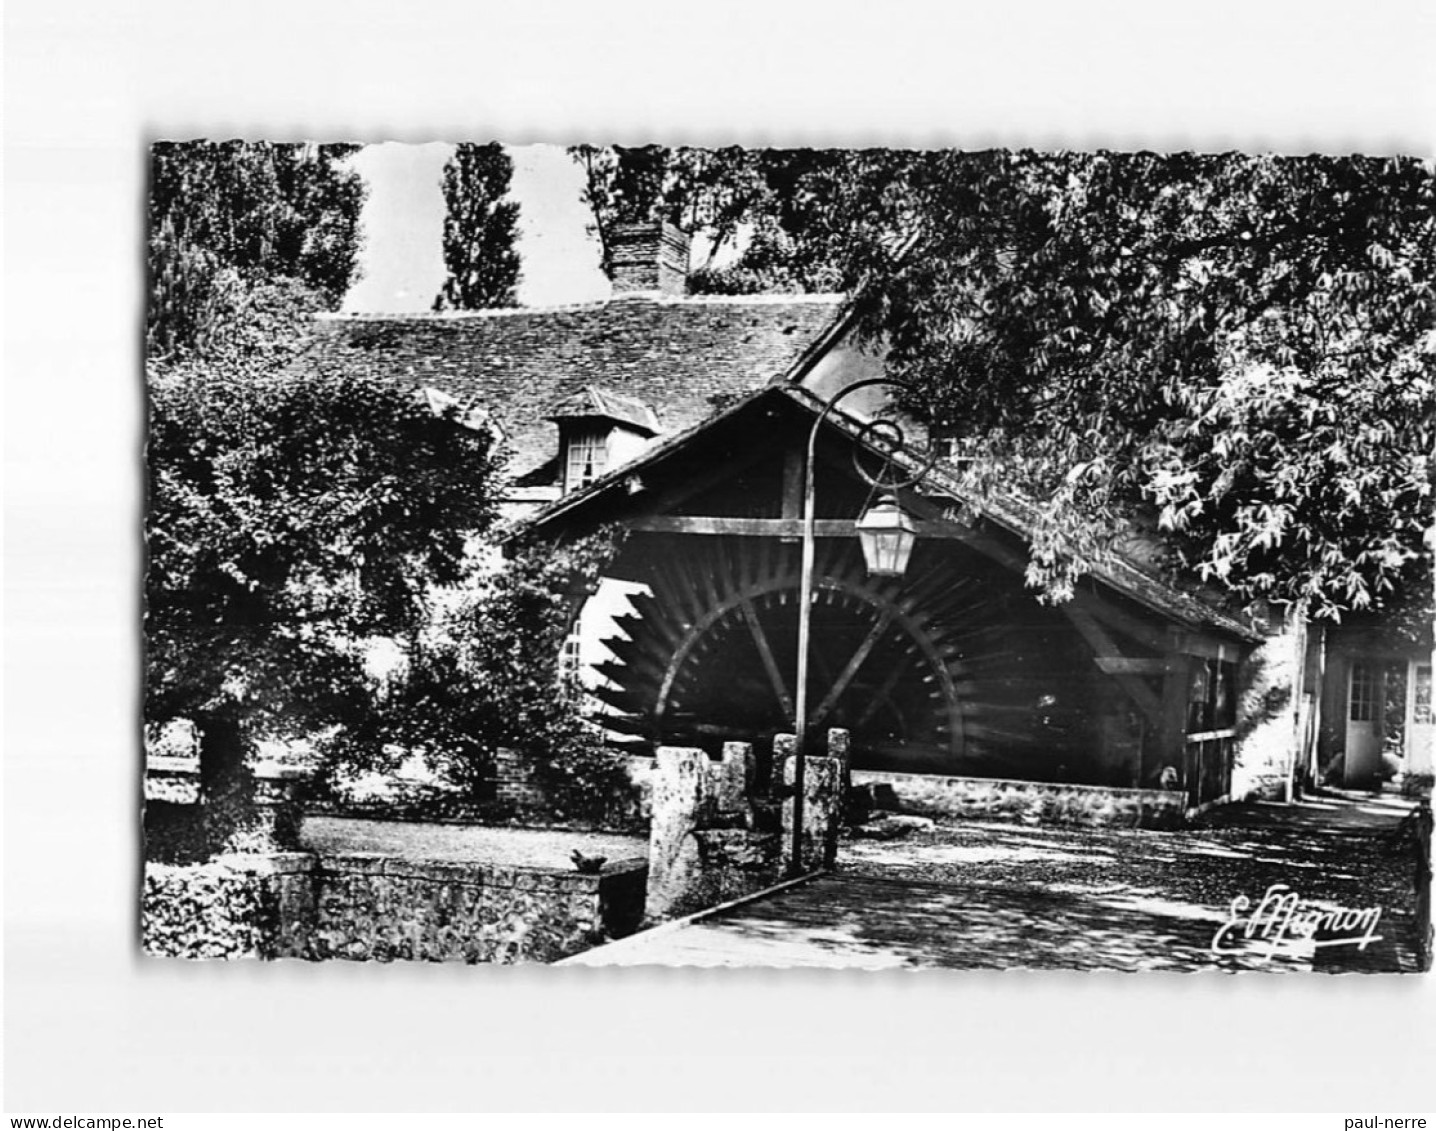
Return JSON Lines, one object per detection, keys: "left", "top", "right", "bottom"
{"left": 564, "top": 426, "right": 610, "bottom": 493}
{"left": 549, "top": 386, "right": 663, "bottom": 496}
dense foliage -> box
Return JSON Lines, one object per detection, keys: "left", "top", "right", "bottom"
{"left": 433, "top": 143, "right": 522, "bottom": 310}
{"left": 847, "top": 151, "right": 1435, "bottom": 620}
{"left": 147, "top": 141, "right": 365, "bottom": 359}
{"left": 574, "top": 147, "right": 1434, "bottom": 622}
{"left": 569, "top": 145, "right": 852, "bottom": 291}
{"left": 146, "top": 353, "right": 503, "bottom": 849}
{"left": 142, "top": 861, "right": 275, "bottom": 959}
{"left": 372, "top": 532, "right": 636, "bottom": 823}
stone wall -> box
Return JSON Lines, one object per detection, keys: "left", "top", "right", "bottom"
{"left": 853, "top": 770, "right": 1186, "bottom": 829}
{"left": 142, "top": 851, "right": 647, "bottom": 965}
{"left": 308, "top": 853, "right": 646, "bottom": 964}
{"left": 491, "top": 747, "right": 546, "bottom": 810}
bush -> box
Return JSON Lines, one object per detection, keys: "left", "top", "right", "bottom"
{"left": 527, "top": 724, "right": 640, "bottom": 827}
{"left": 142, "top": 862, "right": 272, "bottom": 959}
{"left": 366, "top": 530, "right": 640, "bottom": 825}
{"left": 142, "top": 801, "right": 209, "bottom": 864}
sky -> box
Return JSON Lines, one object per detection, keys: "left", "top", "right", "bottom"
{"left": 342, "top": 142, "right": 611, "bottom": 312}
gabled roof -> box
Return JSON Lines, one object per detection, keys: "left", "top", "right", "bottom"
{"left": 518, "top": 384, "right": 1263, "bottom": 644}
{"left": 298, "top": 293, "right": 847, "bottom": 479}
{"left": 547, "top": 386, "right": 662, "bottom": 435}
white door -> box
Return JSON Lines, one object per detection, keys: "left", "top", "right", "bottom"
{"left": 1343, "top": 660, "right": 1383, "bottom": 786}
{"left": 1408, "top": 661, "right": 1434, "bottom": 776}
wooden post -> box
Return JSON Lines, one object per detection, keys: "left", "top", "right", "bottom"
{"left": 1156, "top": 653, "right": 1192, "bottom": 793}
{"left": 781, "top": 447, "right": 804, "bottom": 523}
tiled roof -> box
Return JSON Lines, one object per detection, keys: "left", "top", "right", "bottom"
{"left": 548, "top": 386, "right": 662, "bottom": 435}
{"left": 298, "top": 293, "right": 847, "bottom": 480}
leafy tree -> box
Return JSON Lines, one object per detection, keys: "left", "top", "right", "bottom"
{"left": 146, "top": 342, "right": 503, "bottom": 852}
{"left": 372, "top": 532, "right": 635, "bottom": 823}
{"left": 570, "top": 145, "right": 853, "bottom": 289}
{"left": 433, "top": 143, "right": 522, "bottom": 310}
{"left": 835, "top": 151, "right": 1434, "bottom": 621}
{"left": 573, "top": 147, "right": 1434, "bottom": 622}
{"left": 147, "top": 141, "right": 365, "bottom": 359}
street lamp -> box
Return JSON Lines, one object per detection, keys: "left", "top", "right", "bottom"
{"left": 790, "top": 378, "right": 934, "bottom": 877}
{"left": 855, "top": 492, "right": 919, "bottom": 578}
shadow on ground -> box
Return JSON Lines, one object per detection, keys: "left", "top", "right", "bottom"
{"left": 819, "top": 795, "right": 1427, "bottom": 972}
{"left": 570, "top": 792, "right": 1427, "bottom": 971}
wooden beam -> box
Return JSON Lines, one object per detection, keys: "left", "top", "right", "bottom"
{"left": 632, "top": 514, "right": 1004, "bottom": 539}
{"left": 1169, "top": 633, "right": 1238, "bottom": 661}
{"left": 811, "top": 609, "right": 896, "bottom": 731}
{"left": 1067, "top": 590, "right": 1175, "bottom": 654}
{"left": 1094, "top": 657, "right": 1171, "bottom": 676}
{"left": 739, "top": 597, "right": 795, "bottom": 725}
{"left": 1065, "top": 607, "right": 1164, "bottom": 726}
{"left": 633, "top": 516, "right": 844, "bottom": 537}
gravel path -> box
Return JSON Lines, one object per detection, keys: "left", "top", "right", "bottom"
{"left": 834, "top": 798, "right": 1425, "bottom": 972}
{"left": 575, "top": 797, "right": 1425, "bottom": 972}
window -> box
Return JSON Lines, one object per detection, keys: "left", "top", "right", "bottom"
{"left": 1349, "top": 662, "right": 1376, "bottom": 723}
{"left": 558, "top": 632, "right": 583, "bottom": 691}
{"left": 1415, "top": 664, "right": 1432, "bottom": 725}
{"left": 927, "top": 422, "right": 975, "bottom": 468}
{"left": 564, "top": 428, "right": 608, "bottom": 493}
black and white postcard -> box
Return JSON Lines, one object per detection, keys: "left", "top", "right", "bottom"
{"left": 141, "top": 142, "right": 1433, "bottom": 974}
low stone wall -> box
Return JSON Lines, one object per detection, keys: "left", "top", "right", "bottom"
{"left": 142, "top": 851, "right": 647, "bottom": 964}
{"left": 309, "top": 853, "right": 646, "bottom": 963}
{"left": 853, "top": 770, "right": 1186, "bottom": 829}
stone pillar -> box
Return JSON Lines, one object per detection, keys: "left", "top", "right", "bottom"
{"left": 827, "top": 726, "right": 852, "bottom": 789}
{"left": 240, "top": 766, "right": 308, "bottom": 852}
{"left": 645, "top": 746, "right": 712, "bottom": 919}
{"left": 771, "top": 733, "right": 796, "bottom": 798}
{"left": 782, "top": 755, "right": 842, "bottom": 871}
{"left": 714, "top": 742, "right": 754, "bottom": 819}
{"left": 827, "top": 727, "right": 857, "bottom": 826}
{"left": 491, "top": 746, "right": 544, "bottom": 812}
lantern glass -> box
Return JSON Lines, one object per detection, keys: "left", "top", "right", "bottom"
{"left": 856, "top": 494, "right": 917, "bottom": 577}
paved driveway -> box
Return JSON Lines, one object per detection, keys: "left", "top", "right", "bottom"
{"left": 564, "top": 794, "right": 1428, "bottom": 972}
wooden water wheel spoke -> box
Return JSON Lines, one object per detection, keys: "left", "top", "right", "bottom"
{"left": 810, "top": 606, "right": 895, "bottom": 731}
{"left": 854, "top": 644, "right": 920, "bottom": 730}
{"left": 739, "top": 596, "right": 795, "bottom": 724}
{"left": 600, "top": 536, "right": 970, "bottom": 759}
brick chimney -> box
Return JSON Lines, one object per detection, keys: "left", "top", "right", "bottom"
{"left": 608, "top": 221, "right": 691, "bottom": 297}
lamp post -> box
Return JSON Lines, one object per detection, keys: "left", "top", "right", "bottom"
{"left": 789, "top": 378, "right": 933, "bottom": 877}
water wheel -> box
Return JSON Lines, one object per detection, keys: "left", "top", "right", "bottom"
{"left": 590, "top": 535, "right": 985, "bottom": 767}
